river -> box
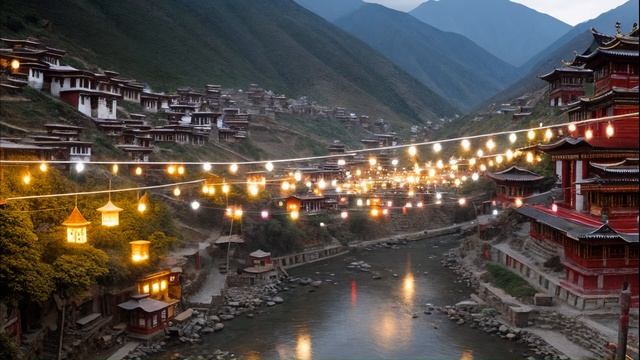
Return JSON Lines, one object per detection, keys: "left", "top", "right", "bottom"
{"left": 160, "top": 235, "right": 530, "bottom": 359}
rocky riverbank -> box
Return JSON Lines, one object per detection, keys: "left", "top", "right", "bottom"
{"left": 439, "top": 247, "right": 591, "bottom": 360}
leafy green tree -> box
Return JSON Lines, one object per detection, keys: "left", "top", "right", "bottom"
{"left": 52, "top": 245, "right": 109, "bottom": 295}
{"left": 0, "top": 211, "right": 54, "bottom": 303}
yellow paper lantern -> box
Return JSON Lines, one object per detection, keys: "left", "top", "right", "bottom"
{"left": 96, "top": 200, "right": 123, "bottom": 227}
{"left": 130, "top": 240, "right": 151, "bottom": 263}
{"left": 62, "top": 207, "right": 90, "bottom": 243}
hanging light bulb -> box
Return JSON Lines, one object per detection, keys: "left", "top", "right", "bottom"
{"left": 391, "top": 159, "right": 399, "bottom": 167}
{"left": 135, "top": 166, "right": 143, "bottom": 176}
{"left": 605, "top": 123, "right": 614, "bottom": 138}
{"left": 526, "top": 152, "right": 534, "bottom": 163}
{"left": 222, "top": 183, "right": 230, "bottom": 194}
{"left": 435, "top": 192, "right": 442, "bottom": 200}
{"left": 202, "top": 184, "right": 209, "bottom": 194}
{"left": 137, "top": 193, "right": 149, "bottom": 213}
{"left": 496, "top": 155, "right": 504, "bottom": 164}
{"left": 476, "top": 149, "right": 484, "bottom": 157}
{"left": 39, "top": 162, "right": 48, "bottom": 172}
{"left": 281, "top": 181, "right": 291, "bottom": 191}
{"left": 509, "top": 133, "right": 517, "bottom": 143}
{"left": 485, "top": 139, "right": 495, "bottom": 151}
{"left": 265, "top": 162, "right": 274, "bottom": 172}
{"left": 479, "top": 164, "right": 487, "bottom": 172}
{"left": 433, "top": 143, "right": 442, "bottom": 153}
{"left": 469, "top": 158, "right": 477, "bottom": 166}
{"left": 318, "top": 179, "right": 327, "bottom": 189}
{"left": 461, "top": 139, "right": 471, "bottom": 150}
{"left": 259, "top": 210, "right": 269, "bottom": 219}
{"left": 337, "top": 159, "right": 346, "bottom": 166}
{"left": 229, "top": 163, "right": 238, "bottom": 174}
{"left": 202, "top": 162, "right": 212, "bottom": 171}
{"left": 112, "top": 164, "right": 119, "bottom": 175}
{"left": 190, "top": 201, "right": 200, "bottom": 210}
{"left": 294, "top": 171, "right": 302, "bottom": 182}
{"left": 167, "top": 165, "right": 176, "bottom": 175}
{"left": 356, "top": 199, "right": 364, "bottom": 207}
{"left": 544, "top": 128, "right": 553, "bottom": 141}
{"left": 514, "top": 198, "right": 523, "bottom": 207}
{"left": 472, "top": 172, "right": 479, "bottom": 181}
{"left": 458, "top": 198, "right": 467, "bottom": 206}
{"left": 527, "top": 130, "right": 536, "bottom": 141}
{"left": 290, "top": 210, "right": 299, "bottom": 220}
{"left": 75, "top": 162, "right": 85, "bottom": 173}
{"left": 552, "top": 203, "right": 558, "bottom": 213}
{"left": 369, "top": 157, "right": 377, "bottom": 166}
{"left": 340, "top": 211, "right": 349, "bottom": 219}
{"left": 585, "top": 128, "right": 593, "bottom": 140}
{"left": 177, "top": 165, "right": 185, "bottom": 175}
{"left": 408, "top": 145, "right": 417, "bottom": 157}
{"left": 506, "top": 149, "right": 514, "bottom": 161}
{"left": 428, "top": 168, "right": 436, "bottom": 177}
{"left": 173, "top": 187, "right": 181, "bottom": 197}
{"left": 305, "top": 181, "right": 312, "bottom": 188}
{"left": 568, "top": 123, "right": 577, "bottom": 132}
{"left": 436, "top": 160, "right": 444, "bottom": 169}
{"left": 22, "top": 172, "right": 31, "bottom": 185}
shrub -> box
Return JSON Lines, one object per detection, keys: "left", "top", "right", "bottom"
{"left": 486, "top": 263, "right": 537, "bottom": 298}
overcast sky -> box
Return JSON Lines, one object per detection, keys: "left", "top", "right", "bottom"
{"left": 366, "top": 0, "right": 629, "bottom": 25}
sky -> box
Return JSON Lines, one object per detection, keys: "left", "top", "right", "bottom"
{"left": 366, "top": 0, "right": 629, "bottom": 25}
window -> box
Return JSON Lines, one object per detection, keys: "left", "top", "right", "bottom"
{"left": 161, "top": 310, "right": 166, "bottom": 321}
{"left": 70, "top": 78, "right": 76, "bottom": 88}
{"left": 152, "top": 315, "right": 158, "bottom": 328}
{"left": 138, "top": 318, "right": 146, "bottom": 328}
{"left": 609, "top": 246, "right": 625, "bottom": 259}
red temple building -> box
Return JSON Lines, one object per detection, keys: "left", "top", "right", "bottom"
{"left": 539, "top": 65, "right": 592, "bottom": 107}
{"left": 506, "top": 24, "right": 639, "bottom": 310}
{"left": 486, "top": 166, "right": 545, "bottom": 205}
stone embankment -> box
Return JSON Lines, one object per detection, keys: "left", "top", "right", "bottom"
{"left": 440, "top": 246, "right": 613, "bottom": 359}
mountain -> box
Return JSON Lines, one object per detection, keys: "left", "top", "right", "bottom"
{"left": 488, "top": 0, "right": 639, "bottom": 105}
{"left": 410, "top": 0, "right": 571, "bottom": 67}
{"left": 1, "top": 0, "right": 457, "bottom": 131}
{"left": 295, "top": 0, "right": 363, "bottom": 21}
{"left": 335, "top": 3, "right": 518, "bottom": 111}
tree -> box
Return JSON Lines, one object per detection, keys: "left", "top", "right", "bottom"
{"left": 52, "top": 245, "right": 109, "bottom": 295}
{"left": 0, "top": 211, "right": 54, "bottom": 303}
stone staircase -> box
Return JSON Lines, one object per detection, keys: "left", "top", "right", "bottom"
{"left": 523, "top": 237, "right": 560, "bottom": 265}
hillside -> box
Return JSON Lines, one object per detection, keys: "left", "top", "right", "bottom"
{"left": 295, "top": 0, "right": 363, "bottom": 21}
{"left": 410, "top": 0, "right": 571, "bottom": 67}
{"left": 485, "top": 0, "right": 639, "bottom": 107}
{"left": 335, "top": 4, "right": 518, "bottom": 112}
{"left": 1, "top": 0, "right": 458, "bottom": 133}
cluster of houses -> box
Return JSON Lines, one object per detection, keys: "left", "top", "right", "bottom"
{"left": 0, "top": 37, "right": 397, "bottom": 164}
{"left": 485, "top": 24, "right": 639, "bottom": 311}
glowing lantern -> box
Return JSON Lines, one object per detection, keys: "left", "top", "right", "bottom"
{"left": 391, "top": 159, "right": 399, "bottom": 167}
{"left": 514, "top": 198, "right": 523, "bottom": 207}
{"left": 167, "top": 165, "right": 176, "bottom": 175}
{"left": 111, "top": 164, "right": 119, "bottom": 175}
{"left": 10, "top": 59, "right": 20, "bottom": 70}
{"left": 177, "top": 165, "right": 185, "bottom": 175}
{"left": 485, "top": 139, "right": 495, "bottom": 151}
{"left": 551, "top": 203, "right": 558, "bottom": 213}
{"left": 265, "top": 162, "right": 274, "bottom": 172}
{"left": 458, "top": 198, "right": 466, "bottom": 206}
{"left": 369, "top": 157, "right": 377, "bottom": 166}
{"left": 22, "top": 172, "right": 31, "bottom": 185}
{"left": 137, "top": 193, "right": 149, "bottom": 213}
{"left": 568, "top": 123, "right": 577, "bottom": 132}
{"left": 433, "top": 143, "right": 442, "bottom": 153}
{"left": 39, "top": 162, "right": 48, "bottom": 172}
{"left": 527, "top": 130, "right": 535, "bottom": 140}
{"left": 134, "top": 166, "right": 143, "bottom": 176}
{"left": 471, "top": 172, "right": 479, "bottom": 181}
{"left": 202, "top": 162, "right": 212, "bottom": 171}
{"left": 606, "top": 123, "right": 614, "bottom": 138}
{"left": 96, "top": 199, "right": 123, "bottom": 227}
{"left": 75, "top": 162, "right": 85, "bottom": 173}
{"left": 130, "top": 240, "right": 150, "bottom": 263}
{"left": 229, "top": 163, "right": 238, "bottom": 174}
{"left": 476, "top": 149, "right": 484, "bottom": 157}
{"left": 496, "top": 155, "right": 503, "bottom": 164}
{"left": 509, "top": 133, "right": 517, "bottom": 143}
{"left": 290, "top": 210, "right": 300, "bottom": 220}
{"left": 461, "top": 139, "right": 471, "bottom": 150}
{"left": 173, "top": 187, "right": 181, "bottom": 197}
{"left": 294, "top": 171, "right": 302, "bottom": 182}
{"left": 408, "top": 145, "right": 417, "bottom": 157}
{"left": 544, "top": 128, "right": 553, "bottom": 141}
{"left": 261, "top": 210, "right": 269, "bottom": 219}
{"left": 526, "top": 152, "right": 534, "bottom": 163}
{"left": 337, "top": 159, "right": 346, "bottom": 166}
{"left": 340, "top": 211, "right": 349, "bottom": 219}
{"left": 190, "top": 201, "right": 200, "bottom": 210}
{"left": 62, "top": 207, "right": 90, "bottom": 244}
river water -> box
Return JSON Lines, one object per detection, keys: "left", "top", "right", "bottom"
{"left": 162, "top": 236, "right": 529, "bottom": 359}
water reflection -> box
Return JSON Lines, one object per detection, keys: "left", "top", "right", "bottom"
{"left": 371, "top": 310, "right": 412, "bottom": 353}
{"left": 460, "top": 349, "right": 473, "bottom": 360}
{"left": 296, "top": 330, "right": 312, "bottom": 360}
{"left": 351, "top": 279, "right": 358, "bottom": 306}
{"left": 402, "top": 272, "right": 415, "bottom": 304}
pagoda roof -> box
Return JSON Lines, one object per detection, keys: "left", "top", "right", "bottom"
{"left": 287, "top": 194, "right": 326, "bottom": 201}
{"left": 590, "top": 158, "right": 639, "bottom": 174}
{"left": 516, "top": 205, "right": 638, "bottom": 243}
{"left": 249, "top": 249, "right": 271, "bottom": 258}
{"left": 243, "top": 264, "right": 275, "bottom": 274}
{"left": 578, "top": 223, "right": 638, "bottom": 243}
{"left": 486, "top": 166, "right": 544, "bottom": 182}
{"left": 96, "top": 200, "right": 123, "bottom": 213}
{"left": 538, "top": 65, "right": 592, "bottom": 81}
{"left": 62, "top": 206, "right": 90, "bottom": 226}
{"left": 118, "top": 295, "right": 169, "bottom": 313}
